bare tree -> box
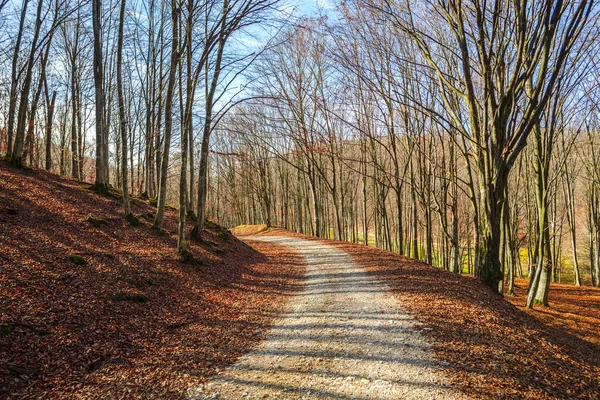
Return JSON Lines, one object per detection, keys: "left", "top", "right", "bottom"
{"left": 369, "top": 0, "right": 595, "bottom": 293}
{"left": 152, "top": 0, "right": 180, "bottom": 231}
{"left": 117, "top": 0, "right": 136, "bottom": 223}
{"left": 92, "top": 0, "right": 108, "bottom": 191}
{"left": 5, "top": 0, "right": 29, "bottom": 160}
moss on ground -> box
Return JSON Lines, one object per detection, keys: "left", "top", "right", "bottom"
{"left": 69, "top": 254, "right": 87, "bottom": 265}
{"left": 85, "top": 214, "right": 108, "bottom": 227}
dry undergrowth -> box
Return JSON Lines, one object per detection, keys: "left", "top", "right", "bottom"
{"left": 230, "top": 224, "right": 269, "bottom": 236}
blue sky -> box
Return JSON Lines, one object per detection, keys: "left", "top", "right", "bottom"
{"left": 292, "top": 0, "right": 336, "bottom": 15}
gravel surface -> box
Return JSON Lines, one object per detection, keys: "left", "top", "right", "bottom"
{"left": 187, "top": 236, "right": 464, "bottom": 400}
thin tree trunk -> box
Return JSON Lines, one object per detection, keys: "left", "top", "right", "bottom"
{"left": 195, "top": 3, "right": 229, "bottom": 233}
{"left": 152, "top": 0, "right": 179, "bottom": 231}
{"left": 45, "top": 90, "right": 57, "bottom": 171}
{"left": 92, "top": 0, "right": 108, "bottom": 190}
{"left": 11, "top": 0, "right": 43, "bottom": 166}
{"left": 117, "top": 0, "right": 132, "bottom": 219}
{"left": 6, "top": 0, "right": 29, "bottom": 159}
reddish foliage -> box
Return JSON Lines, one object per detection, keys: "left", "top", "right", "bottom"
{"left": 262, "top": 229, "right": 600, "bottom": 399}
{"left": 0, "top": 163, "right": 304, "bottom": 399}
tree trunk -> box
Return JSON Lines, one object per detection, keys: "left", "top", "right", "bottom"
{"left": 70, "top": 60, "right": 80, "bottom": 179}
{"left": 45, "top": 90, "right": 57, "bottom": 171}
{"left": 11, "top": 0, "right": 43, "bottom": 167}
{"left": 152, "top": 0, "right": 179, "bottom": 231}
{"left": 476, "top": 175, "right": 505, "bottom": 294}
{"left": 92, "top": 0, "right": 108, "bottom": 190}
{"left": 6, "top": 0, "right": 29, "bottom": 159}
{"left": 117, "top": 0, "right": 132, "bottom": 218}
{"left": 195, "top": 1, "right": 230, "bottom": 233}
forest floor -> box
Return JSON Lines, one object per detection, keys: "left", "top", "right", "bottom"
{"left": 233, "top": 228, "right": 599, "bottom": 400}
{"left": 2, "top": 162, "right": 599, "bottom": 399}
{"left": 507, "top": 278, "right": 600, "bottom": 351}
{"left": 0, "top": 163, "right": 304, "bottom": 399}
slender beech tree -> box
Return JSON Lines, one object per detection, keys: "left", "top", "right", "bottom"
{"left": 5, "top": 0, "right": 29, "bottom": 160}
{"left": 10, "top": 0, "right": 43, "bottom": 167}
{"left": 152, "top": 0, "right": 180, "bottom": 231}
{"left": 92, "top": 0, "right": 108, "bottom": 191}
{"left": 117, "top": 0, "right": 135, "bottom": 222}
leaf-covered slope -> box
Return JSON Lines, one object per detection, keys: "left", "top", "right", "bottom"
{"left": 0, "top": 163, "right": 304, "bottom": 399}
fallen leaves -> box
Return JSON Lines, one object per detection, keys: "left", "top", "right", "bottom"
{"left": 262, "top": 228, "right": 600, "bottom": 400}
{"left": 0, "top": 162, "right": 304, "bottom": 399}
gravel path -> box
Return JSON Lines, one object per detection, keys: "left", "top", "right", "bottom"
{"left": 187, "top": 236, "right": 464, "bottom": 400}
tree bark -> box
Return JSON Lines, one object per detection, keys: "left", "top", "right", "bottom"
{"left": 152, "top": 0, "right": 179, "bottom": 231}
{"left": 117, "top": 0, "right": 132, "bottom": 218}
{"left": 92, "top": 0, "right": 108, "bottom": 190}
{"left": 11, "top": 0, "right": 43, "bottom": 166}
{"left": 45, "top": 90, "right": 57, "bottom": 171}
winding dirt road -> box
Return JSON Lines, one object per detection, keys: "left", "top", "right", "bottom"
{"left": 187, "top": 236, "right": 463, "bottom": 400}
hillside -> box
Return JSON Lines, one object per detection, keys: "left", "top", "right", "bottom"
{"left": 0, "top": 163, "right": 304, "bottom": 399}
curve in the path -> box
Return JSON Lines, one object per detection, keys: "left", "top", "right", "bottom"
{"left": 187, "top": 236, "right": 464, "bottom": 400}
